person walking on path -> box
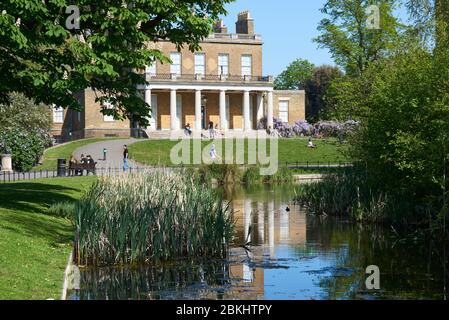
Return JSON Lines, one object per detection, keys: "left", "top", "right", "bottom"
{"left": 123, "top": 145, "right": 130, "bottom": 171}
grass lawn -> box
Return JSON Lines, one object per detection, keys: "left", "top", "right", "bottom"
{"left": 128, "top": 138, "right": 349, "bottom": 167}
{"left": 0, "top": 177, "right": 96, "bottom": 300}
{"left": 33, "top": 138, "right": 118, "bottom": 171}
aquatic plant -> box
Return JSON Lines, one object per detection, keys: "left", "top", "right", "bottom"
{"left": 295, "top": 167, "right": 416, "bottom": 224}
{"left": 262, "top": 165, "right": 294, "bottom": 184}
{"left": 74, "top": 171, "right": 235, "bottom": 266}
{"left": 196, "top": 163, "right": 242, "bottom": 185}
{"left": 242, "top": 166, "right": 263, "bottom": 185}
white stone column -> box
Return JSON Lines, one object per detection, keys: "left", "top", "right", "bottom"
{"left": 267, "top": 91, "right": 274, "bottom": 130}
{"left": 219, "top": 90, "right": 227, "bottom": 130}
{"left": 145, "top": 88, "right": 155, "bottom": 131}
{"left": 256, "top": 93, "right": 264, "bottom": 127}
{"left": 195, "top": 89, "right": 202, "bottom": 131}
{"left": 243, "top": 90, "right": 251, "bottom": 131}
{"left": 170, "top": 89, "right": 177, "bottom": 130}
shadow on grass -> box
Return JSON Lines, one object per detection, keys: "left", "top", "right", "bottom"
{"left": 0, "top": 182, "right": 81, "bottom": 246}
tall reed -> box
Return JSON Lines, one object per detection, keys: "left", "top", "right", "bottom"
{"left": 74, "top": 170, "right": 235, "bottom": 266}
{"left": 295, "top": 168, "right": 416, "bottom": 224}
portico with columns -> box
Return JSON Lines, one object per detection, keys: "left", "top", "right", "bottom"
{"left": 141, "top": 83, "right": 274, "bottom": 133}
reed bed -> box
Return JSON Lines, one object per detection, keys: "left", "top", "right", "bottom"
{"left": 74, "top": 170, "right": 235, "bottom": 266}
{"left": 295, "top": 168, "right": 415, "bottom": 224}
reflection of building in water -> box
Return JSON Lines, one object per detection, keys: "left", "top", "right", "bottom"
{"left": 232, "top": 196, "right": 307, "bottom": 248}
{"left": 228, "top": 192, "right": 307, "bottom": 299}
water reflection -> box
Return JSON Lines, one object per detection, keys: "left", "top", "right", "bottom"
{"left": 70, "top": 184, "right": 448, "bottom": 300}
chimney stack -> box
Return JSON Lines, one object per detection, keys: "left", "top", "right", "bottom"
{"left": 236, "top": 11, "right": 254, "bottom": 35}
{"left": 213, "top": 19, "right": 228, "bottom": 33}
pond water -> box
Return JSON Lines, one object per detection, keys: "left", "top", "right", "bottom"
{"left": 68, "top": 184, "right": 448, "bottom": 300}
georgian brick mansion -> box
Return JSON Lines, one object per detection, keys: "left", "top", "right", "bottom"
{"left": 51, "top": 11, "right": 305, "bottom": 141}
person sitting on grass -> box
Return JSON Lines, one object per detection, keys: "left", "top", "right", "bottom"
{"left": 308, "top": 138, "right": 317, "bottom": 149}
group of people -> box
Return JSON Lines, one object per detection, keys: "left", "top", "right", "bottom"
{"left": 69, "top": 154, "right": 96, "bottom": 176}
{"left": 184, "top": 121, "right": 223, "bottom": 139}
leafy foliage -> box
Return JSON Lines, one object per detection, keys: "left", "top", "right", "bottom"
{"left": 304, "top": 65, "right": 343, "bottom": 121}
{"left": 0, "top": 92, "right": 52, "bottom": 136}
{"left": 0, "top": 127, "right": 46, "bottom": 172}
{"left": 315, "top": 0, "right": 401, "bottom": 76}
{"left": 0, "top": 93, "right": 52, "bottom": 171}
{"left": 0, "top": 0, "right": 234, "bottom": 125}
{"left": 274, "top": 59, "right": 315, "bottom": 90}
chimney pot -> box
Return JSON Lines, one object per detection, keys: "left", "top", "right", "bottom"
{"left": 213, "top": 19, "right": 228, "bottom": 33}
{"left": 236, "top": 10, "right": 254, "bottom": 34}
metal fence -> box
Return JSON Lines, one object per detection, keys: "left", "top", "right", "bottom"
{"left": 285, "top": 162, "right": 353, "bottom": 169}
{"left": 0, "top": 167, "right": 159, "bottom": 183}
{"left": 0, "top": 163, "right": 355, "bottom": 183}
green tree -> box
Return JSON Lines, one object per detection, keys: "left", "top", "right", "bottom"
{"left": 406, "top": 0, "right": 449, "bottom": 43}
{"left": 0, "top": 93, "right": 53, "bottom": 171}
{"left": 274, "top": 59, "right": 315, "bottom": 90}
{"left": 0, "top": 0, "right": 233, "bottom": 125}
{"left": 0, "top": 128, "right": 46, "bottom": 172}
{"left": 315, "top": 0, "right": 401, "bottom": 76}
{"left": 304, "top": 65, "right": 343, "bottom": 121}
{"left": 348, "top": 47, "right": 449, "bottom": 218}
{"left": 0, "top": 92, "right": 52, "bottom": 136}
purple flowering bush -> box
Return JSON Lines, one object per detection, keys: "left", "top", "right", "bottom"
{"left": 292, "top": 120, "right": 313, "bottom": 136}
{"left": 316, "top": 121, "right": 342, "bottom": 137}
{"left": 273, "top": 118, "right": 294, "bottom": 138}
{"left": 258, "top": 116, "right": 359, "bottom": 139}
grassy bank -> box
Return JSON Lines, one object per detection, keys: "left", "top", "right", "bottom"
{"left": 0, "top": 177, "right": 96, "bottom": 299}
{"left": 33, "top": 138, "right": 116, "bottom": 171}
{"left": 128, "top": 138, "right": 348, "bottom": 167}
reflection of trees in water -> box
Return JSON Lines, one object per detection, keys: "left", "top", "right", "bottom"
{"left": 306, "top": 218, "right": 448, "bottom": 299}
{"left": 75, "top": 260, "right": 232, "bottom": 300}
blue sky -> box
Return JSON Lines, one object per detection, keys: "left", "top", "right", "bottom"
{"left": 219, "top": 0, "right": 409, "bottom": 77}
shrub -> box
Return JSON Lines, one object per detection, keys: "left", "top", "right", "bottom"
{"left": 273, "top": 118, "right": 294, "bottom": 138}
{"left": 261, "top": 117, "right": 359, "bottom": 139}
{"left": 292, "top": 120, "right": 313, "bottom": 136}
{"left": 0, "top": 127, "right": 46, "bottom": 172}
{"left": 75, "top": 171, "right": 235, "bottom": 266}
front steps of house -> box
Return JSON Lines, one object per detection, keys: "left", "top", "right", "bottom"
{"left": 144, "top": 130, "right": 269, "bottom": 140}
